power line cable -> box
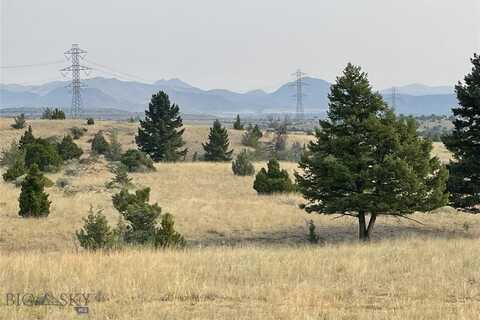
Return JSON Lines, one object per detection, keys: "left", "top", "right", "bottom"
{"left": 0, "top": 60, "right": 65, "bottom": 69}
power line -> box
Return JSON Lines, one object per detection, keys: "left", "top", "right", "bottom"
{"left": 60, "top": 44, "right": 91, "bottom": 118}
{"left": 290, "top": 69, "right": 307, "bottom": 120}
{"left": 85, "top": 58, "right": 151, "bottom": 83}
{"left": 0, "top": 60, "right": 65, "bottom": 69}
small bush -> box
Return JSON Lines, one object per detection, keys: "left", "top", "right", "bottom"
{"left": 154, "top": 213, "right": 186, "bottom": 248}
{"left": 86, "top": 118, "right": 95, "bottom": 125}
{"left": 76, "top": 207, "right": 115, "bottom": 250}
{"left": 24, "top": 139, "right": 62, "bottom": 172}
{"left": 57, "top": 135, "right": 83, "bottom": 161}
{"left": 91, "top": 131, "right": 110, "bottom": 155}
{"left": 112, "top": 188, "right": 162, "bottom": 245}
{"left": 56, "top": 178, "right": 71, "bottom": 189}
{"left": 18, "top": 165, "right": 51, "bottom": 218}
{"left": 232, "top": 149, "right": 255, "bottom": 176}
{"left": 120, "top": 149, "right": 155, "bottom": 172}
{"left": 106, "top": 164, "right": 132, "bottom": 189}
{"left": 242, "top": 124, "right": 263, "bottom": 147}
{"left": 3, "top": 157, "right": 26, "bottom": 182}
{"left": 1, "top": 142, "right": 26, "bottom": 182}
{"left": 253, "top": 159, "right": 295, "bottom": 194}
{"left": 106, "top": 130, "right": 122, "bottom": 161}
{"left": 70, "top": 127, "right": 88, "bottom": 140}
{"left": 24, "top": 138, "right": 62, "bottom": 172}
{"left": 11, "top": 114, "right": 26, "bottom": 129}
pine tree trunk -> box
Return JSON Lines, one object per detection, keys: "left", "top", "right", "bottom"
{"left": 358, "top": 211, "right": 377, "bottom": 241}
{"left": 358, "top": 211, "right": 367, "bottom": 241}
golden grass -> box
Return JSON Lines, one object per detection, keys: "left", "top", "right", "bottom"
{"left": 1, "top": 238, "right": 480, "bottom": 319}
{"left": 0, "top": 118, "right": 474, "bottom": 319}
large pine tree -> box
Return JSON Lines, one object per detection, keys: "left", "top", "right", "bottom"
{"left": 136, "top": 91, "right": 187, "bottom": 161}
{"left": 296, "top": 63, "right": 448, "bottom": 241}
{"left": 203, "top": 119, "right": 233, "bottom": 161}
{"left": 442, "top": 54, "right": 480, "bottom": 212}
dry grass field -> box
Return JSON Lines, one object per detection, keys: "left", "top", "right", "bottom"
{"left": 0, "top": 118, "right": 478, "bottom": 319}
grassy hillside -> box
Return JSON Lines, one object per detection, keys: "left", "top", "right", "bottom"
{"left": 1, "top": 118, "right": 475, "bottom": 319}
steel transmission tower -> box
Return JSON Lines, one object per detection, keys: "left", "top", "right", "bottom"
{"left": 61, "top": 44, "right": 90, "bottom": 118}
{"left": 391, "top": 87, "right": 397, "bottom": 110}
{"left": 291, "top": 69, "right": 307, "bottom": 120}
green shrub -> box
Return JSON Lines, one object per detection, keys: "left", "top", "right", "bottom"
{"left": 1, "top": 141, "right": 26, "bottom": 182}
{"left": 70, "top": 127, "right": 88, "bottom": 140}
{"left": 232, "top": 149, "right": 255, "bottom": 176}
{"left": 242, "top": 124, "right": 263, "bottom": 147}
{"left": 112, "top": 188, "right": 162, "bottom": 245}
{"left": 91, "top": 131, "right": 110, "bottom": 155}
{"left": 154, "top": 213, "right": 186, "bottom": 248}
{"left": 233, "top": 114, "right": 244, "bottom": 130}
{"left": 76, "top": 207, "right": 115, "bottom": 250}
{"left": 253, "top": 159, "right": 295, "bottom": 194}
{"left": 11, "top": 113, "right": 26, "bottom": 129}
{"left": 120, "top": 149, "right": 155, "bottom": 172}
{"left": 57, "top": 135, "right": 83, "bottom": 161}
{"left": 19, "top": 126, "right": 35, "bottom": 149}
{"left": 86, "top": 118, "right": 95, "bottom": 125}
{"left": 18, "top": 165, "right": 51, "bottom": 218}
{"left": 3, "top": 157, "right": 26, "bottom": 182}
{"left": 24, "top": 138, "right": 62, "bottom": 172}
{"left": 106, "top": 164, "right": 132, "bottom": 189}
{"left": 112, "top": 187, "right": 185, "bottom": 248}
{"left": 106, "top": 130, "right": 122, "bottom": 161}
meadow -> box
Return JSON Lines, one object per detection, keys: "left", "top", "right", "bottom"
{"left": 0, "top": 118, "right": 479, "bottom": 319}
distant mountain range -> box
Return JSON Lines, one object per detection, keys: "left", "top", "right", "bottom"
{"left": 0, "top": 77, "right": 458, "bottom": 116}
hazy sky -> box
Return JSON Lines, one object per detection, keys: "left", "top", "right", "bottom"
{"left": 1, "top": 0, "right": 479, "bottom": 92}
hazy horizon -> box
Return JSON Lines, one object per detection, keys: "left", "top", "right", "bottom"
{"left": 1, "top": 0, "right": 479, "bottom": 92}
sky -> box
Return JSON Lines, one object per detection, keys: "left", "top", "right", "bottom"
{"left": 1, "top": 0, "right": 479, "bottom": 92}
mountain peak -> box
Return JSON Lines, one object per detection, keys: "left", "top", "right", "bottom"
{"left": 154, "top": 78, "right": 194, "bottom": 89}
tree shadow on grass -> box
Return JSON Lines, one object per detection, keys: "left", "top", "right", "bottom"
{"left": 189, "top": 221, "right": 477, "bottom": 247}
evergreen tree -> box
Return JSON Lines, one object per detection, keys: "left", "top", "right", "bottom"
{"left": 76, "top": 207, "right": 115, "bottom": 250}
{"left": 232, "top": 149, "right": 255, "bottom": 176}
{"left": 154, "top": 213, "right": 186, "bottom": 248}
{"left": 296, "top": 63, "right": 448, "bottom": 241}
{"left": 18, "top": 165, "right": 51, "bottom": 218}
{"left": 57, "top": 135, "right": 83, "bottom": 160}
{"left": 203, "top": 119, "right": 233, "bottom": 161}
{"left": 19, "top": 126, "right": 35, "bottom": 149}
{"left": 253, "top": 158, "right": 294, "bottom": 194}
{"left": 91, "top": 131, "right": 110, "bottom": 155}
{"left": 442, "top": 54, "right": 480, "bottom": 212}
{"left": 136, "top": 91, "right": 187, "bottom": 161}
{"left": 233, "top": 114, "right": 244, "bottom": 130}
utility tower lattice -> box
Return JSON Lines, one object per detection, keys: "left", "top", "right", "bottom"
{"left": 391, "top": 87, "right": 397, "bottom": 110}
{"left": 60, "top": 44, "right": 91, "bottom": 118}
{"left": 291, "top": 69, "right": 307, "bottom": 120}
